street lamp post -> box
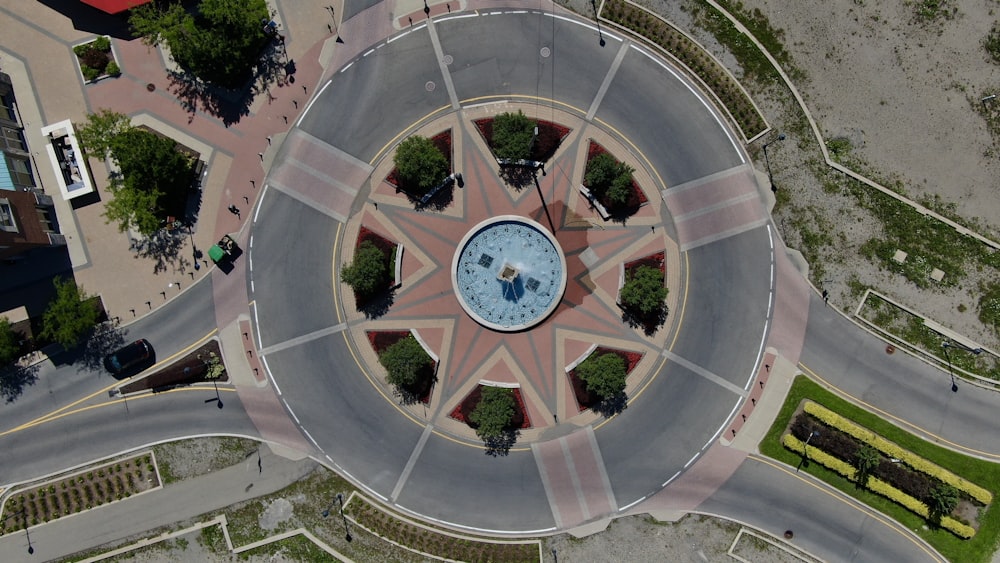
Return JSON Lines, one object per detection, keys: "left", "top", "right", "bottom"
{"left": 761, "top": 133, "right": 786, "bottom": 192}
{"left": 590, "top": 0, "right": 606, "bottom": 46}
{"left": 942, "top": 341, "right": 983, "bottom": 393}
{"left": 796, "top": 430, "right": 820, "bottom": 472}
{"left": 337, "top": 493, "right": 352, "bottom": 542}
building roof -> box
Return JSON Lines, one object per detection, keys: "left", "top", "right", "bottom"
{"left": 80, "top": 0, "right": 152, "bottom": 15}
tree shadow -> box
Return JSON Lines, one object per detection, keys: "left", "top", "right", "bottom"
{"left": 0, "top": 363, "right": 40, "bottom": 404}
{"left": 498, "top": 164, "right": 537, "bottom": 191}
{"left": 165, "top": 41, "right": 288, "bottom": 127}
{"left": 394, "top": 372, "right": 436, "bottom": 406}
{"left": 591, "top": 391, "right": 628, "bottom": 418}
{"left": 78, "top": 321, "right": 128, "bottom": 373}
{"left": 483, "top": 429, "right": 520, "bottom": 457}
{"left": 356, "top": 288, "right": 397, "bottom": 320}
{"left": 132, "top": 228, "right": 190, "bottom": 275}
{"left": 621, "top": 305, "right": 668, "bottom": 337}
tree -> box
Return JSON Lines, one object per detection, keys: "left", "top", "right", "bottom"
{"left": 927, "top": 483, "right": 959, "bottom": 521}
{"left": 40, "top": 277, "right": 99, "bottom": 350}
{"left": 469, "top": 386, "right": 515, "bottom": 441}
{"left": 341, "top": 240, "right": 389, "bottom": 298}
{"left": 394, "top": 136, "right": 449, "bottom": 194}
{"left": 201, "top": 351, "right": 226, "bottom": 380}
{"left": 575, "top": 352, "right": 627, "bottom": 400}
{"left": 130, "top": 0, "right": 270, "bottom": 88}
{"left": 379, "top": 335, "right": 432, "bottom": 389}
{"left": 854, "top": 445, "right": 880, "bottom": 488}
{"left": 0, "top": 318, "right": 20, "bottom": 366}
{"left": 585, "top": 152, "right": 634, "bottom": 206}
{"left": 620, "top": 265, "right": 667, "bottom": 316}
{"left": 77, "top": 109, "right": 132, "bottom": 159}
{"left": 103, "top": 176, "right": 164, "bottom": 236}
{"left": 492, "top": 111, "right": 536, "bottom": 160}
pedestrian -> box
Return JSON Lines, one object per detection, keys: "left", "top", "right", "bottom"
{"left": 228, "top": 204, "right": 241, "bottom": 218}
{"left": 822, "top": 289, "right": 829, "bottom": 304}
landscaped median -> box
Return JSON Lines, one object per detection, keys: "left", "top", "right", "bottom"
{"left": 761, "top": 376, "right": 1000, "bottom": 563}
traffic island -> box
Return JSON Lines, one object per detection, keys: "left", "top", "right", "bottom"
{"left": 117, "top": 339, "right": 228, "bottom": 395}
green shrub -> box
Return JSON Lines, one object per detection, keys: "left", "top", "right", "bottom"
{"left": 105, "top": 61, "right": 120, "bottom": 76}
{"left": 469, "top": 386, "right": 515, "bottom": 440}
{"left": 393, "top": 135, "right": 449, "bottom": 194}
{"left": 82, "top": 65, "right": 100, "bottom": 82}
{"left": 341, "top": 240, "right": 389, "bottom": 298}
{"left": 986, "top": 23, "right": 1000, "bottom": 65}
{"left": 491, "top": 111, "right": 536, "bottom": 160}
{"left": 620, "top": 265, "right": 667, "bottom": 316}
{"left": 92, "top": 36, "right": 111, "bottom": 52}
{"left": 575, "top": 352, "right": 627, "bottom": 399}
{"left": 378, "top": 335, "right": 432, "bottom": 389}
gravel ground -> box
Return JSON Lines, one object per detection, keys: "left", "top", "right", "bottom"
{"left": 71, "top": 439, "right": 816, "bottom": 562}
{"left": 558, "top": 0, "right": 1000, "bottom": 354}
{"left": 152, "top": 437, "right": 260, "bottom": 484}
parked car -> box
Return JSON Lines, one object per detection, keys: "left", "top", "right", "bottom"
{"left": 104, "top": 339, "right": 153, "bottom": 376}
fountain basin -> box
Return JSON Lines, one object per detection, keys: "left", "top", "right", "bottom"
{"left": 452, "top": 216, "right": 567, "bottom": 332}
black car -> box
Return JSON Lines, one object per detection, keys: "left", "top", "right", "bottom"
{"left": 104, "top": 339, "right": 153, "bottom": 376}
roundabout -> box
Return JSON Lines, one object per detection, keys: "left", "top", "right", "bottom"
{"left": 248, "top": 6, "right": 774, "bottom": 533}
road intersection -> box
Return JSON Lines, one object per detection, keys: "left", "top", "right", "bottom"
{"left": 0, "top": 2, "right": 997, "bottom": 562}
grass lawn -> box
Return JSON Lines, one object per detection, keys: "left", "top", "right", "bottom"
{"left": 760, "top": 376, "right": 1000, "bottom": 563}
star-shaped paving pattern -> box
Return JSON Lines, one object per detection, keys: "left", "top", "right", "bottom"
{"left": 353, "top": 111, "right": 675, "bottom": 438}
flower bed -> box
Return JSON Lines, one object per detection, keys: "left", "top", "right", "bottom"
{"left": 386, "top": 130, "right": 452, "bottom": 189}
{"left": 784, "top": 403, "right": 988, "bottom": 538}
{"left": 0, "top": 453, "right": 159, "bottom": 532}
{"left": 450, "top": 385, "right": 531, "bottom": 429}
{"left": 783, "top": 434, "right": 975, "bottom": 539}
{"left": 473, "top": 118, "right": 571, "bottom": 162}
{"left": 585, "top": 140, "right": 648, "bottom": 209}
{"left": 600, "top": 0, "right": 767, "bottom": 139}
{"left": 625, "top": 251, "right": 665, "bottom": 277}
{"left": 367, "top": 330, "right": 435, "bottom": 404}
{"left": 74, "top": 36, "right": 120, "bottom": 83}
{"left": 568, "top": 347, "right": 643, "bottom": 411}
{"left": 345, "top": 494, "right": 540, "bottom": 561}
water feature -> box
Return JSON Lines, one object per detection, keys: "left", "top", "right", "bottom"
{"left": 452, "top": 216, "right": 567, "bottom": 331}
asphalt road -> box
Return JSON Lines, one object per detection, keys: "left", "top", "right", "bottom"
{"left": 0, "top": 275, "right": 258, "bottom": 486}
{"left": 251, "top": 9, "right": 773, "bottom": 533}
{"left": 699, "top": 456, "right": 943, "bottom": 563}
{"left": 800, "top": 293, "right": 1000, "bottom": 458}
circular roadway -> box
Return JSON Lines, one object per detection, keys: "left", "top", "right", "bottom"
{"left": 248, "top": 8, "right": 773, "bottom": 533}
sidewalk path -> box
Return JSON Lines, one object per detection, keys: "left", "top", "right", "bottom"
{"left": 0, "top": 446, "right": 318, "bottom": 562}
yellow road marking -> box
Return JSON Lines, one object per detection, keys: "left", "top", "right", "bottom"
{"left": 10, "top": 387, "right": 238, "bottom": 432}
{"left": 1, "top": 330, "right": 218, "bottom": 436}
{"left": 332, "top": 222, "right": 343, "bottom": 324}
{"left": 751, "top": 455, "right": 945, "bottom": 563}
{"left": 800, "top": 363, "right": 1000, "bottom": 461}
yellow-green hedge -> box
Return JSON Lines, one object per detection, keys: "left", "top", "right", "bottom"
{"left": 783, "top": 434, "right": 976, "bottom": 538}
{"left": 803, "top": 401, "right": 992, "bottom": 505}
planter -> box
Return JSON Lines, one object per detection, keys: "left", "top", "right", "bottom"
{"left": 73, "top": 36, "right": 121, "bottom": 84}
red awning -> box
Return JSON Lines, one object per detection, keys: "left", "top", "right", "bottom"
{"left": 80, "top": 0, "right": 152, "bottom": 14}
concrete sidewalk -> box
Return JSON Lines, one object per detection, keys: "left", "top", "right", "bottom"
{"left": 0, "top": 445, "right": 318, "bottom": 562}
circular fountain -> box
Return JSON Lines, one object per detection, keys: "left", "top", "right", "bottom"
{"left": 452, "top": 216, "right": 567, "bottom": 332}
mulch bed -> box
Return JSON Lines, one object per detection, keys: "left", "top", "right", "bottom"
{"left": 568, "top": 347, "right": 644, "bottom": 412}
{"left": 118, "top": 339, "right": 227, "bottom": 394}
{"left": 386, "top": 129, "right": 453, "bottom": 189}
{"left": 450, "top": 385, "right": 531, "bottom": 429}
{"left": 584, "top": 140, "right": 649, "bottom": 208}
{"left": 624, "top": 251, "right": 665, "bottom": 277}
{"left": 366, "top": 330, "right": 435, "bottom": 404}
{"left": 473, "top": 117, "right": 571, "bottom": 162}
